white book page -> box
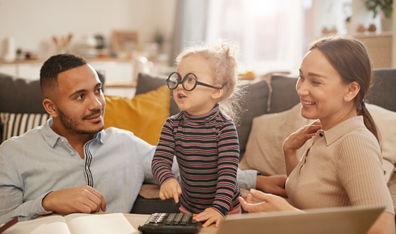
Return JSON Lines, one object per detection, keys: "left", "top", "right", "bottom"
{"left": 64, "top": 213, "right": 137, "bottom": 234}
{"left": 4, "top": 216, "right": 70, "bottom": 234}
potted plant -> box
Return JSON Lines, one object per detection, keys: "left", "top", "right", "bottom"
{"left": 365, "top": 0, "right": 393, "bottom": 31}
{"left": 153, "top": 29, "right": 165, "bottom": 52}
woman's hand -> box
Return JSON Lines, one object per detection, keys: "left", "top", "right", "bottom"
{"left": 283, "top": 120, "right": 321, "bottom": 175}
{"left": 159, "top": 178, "right": 182, "bottom": 203}
{"left": 283, "top": 120, "right": 321, "bottom": 154}
{"left": 238, "top": 189, "right": 299, "bottom": 213}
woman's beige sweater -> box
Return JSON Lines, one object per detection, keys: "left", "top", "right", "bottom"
{"left": 286, "top": 116, "right": 394, "bottom": 214}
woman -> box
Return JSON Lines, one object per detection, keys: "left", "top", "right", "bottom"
{"left": 238, "top": 36, "right": 395, "bottom": 234}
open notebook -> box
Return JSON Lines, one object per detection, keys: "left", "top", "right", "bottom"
{"left": 2, "top": 213, "right": 137, "bottom": 234}
{"left": 217, "top": 206, "right": 384, "bottom": 234}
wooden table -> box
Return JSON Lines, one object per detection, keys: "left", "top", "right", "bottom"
{"left": 1, "top": 213, "right": 217, "bottom": 233}
{"left": 123, "top": 213, "right": 217, "bottom": 234}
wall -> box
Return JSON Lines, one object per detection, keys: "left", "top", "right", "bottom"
{"left": 0, "top": 0, "right": 176, "bottom": 59}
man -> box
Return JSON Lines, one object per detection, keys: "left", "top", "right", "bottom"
{"left": 0, "top": 54, "right": 286, "bottom": 224}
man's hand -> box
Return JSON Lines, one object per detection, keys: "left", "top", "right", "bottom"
{"left": 159, "top": 178, "right": 182, "bottom": 203}
{"left": 42, "top": 185, "right": 106, "bottom": 214}
{"left": 256, "top": 175, "right": 288, "bottom": 197}
{"left": 238, "top": 189, "right": 299, "bottom": 213}
{"left": 193, "top": 207, "right": 224, "bottom": 228}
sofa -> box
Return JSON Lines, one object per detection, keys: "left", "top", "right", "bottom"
{"left": 1, "top": 69, "right": 396, "bottom": 214}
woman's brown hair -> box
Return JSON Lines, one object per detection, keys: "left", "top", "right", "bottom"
{"left": 308, "top": 36, "right": 379, "bottom": 142}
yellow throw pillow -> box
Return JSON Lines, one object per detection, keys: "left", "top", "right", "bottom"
{"left": 104, "top": 85, "right": 170, "bottom": 145}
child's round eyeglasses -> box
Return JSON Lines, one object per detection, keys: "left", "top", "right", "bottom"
{"left": 166, "top": 72, "right": 227, "bottom": 91}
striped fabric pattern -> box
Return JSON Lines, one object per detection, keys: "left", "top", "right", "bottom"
{"left": 152, "top": 104, "right": 241, "bottom": 216}
{"left": 84, "top": 141, "right": 94, "bottom": 187}
{"left": 0, "top": 113, "right": 51, "bottom": 143}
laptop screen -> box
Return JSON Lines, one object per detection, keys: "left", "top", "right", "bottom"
{"left": 217, "top": 206, "right": 384, "bottom": 234}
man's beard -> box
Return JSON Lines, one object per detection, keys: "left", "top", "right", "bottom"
{"left": 58, "top": 108, "right": 104, "bottom": 135}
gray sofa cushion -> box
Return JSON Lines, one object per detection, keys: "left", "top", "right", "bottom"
{"left": 367, "top": 69, "right": 396, "bottom": 112}
{"left": 236, "top": 76, "right": 299, "bottom": 157}
{"left": 0, "top": 72, "right": 105, "bottom": 114}
{"left": 265, "top": 70, "right": 396, "bottom": 113}
{"left": 0, "top": 74, "right": 46, "bottom": 114}
{"left": 267, "top": 75, "right": 300, "bottom": 114}
{"left": 237, "top": 80, "right": 270, "bottom": 156}
{"left": 135, "top": 73, "right": 167, "bottom": 94}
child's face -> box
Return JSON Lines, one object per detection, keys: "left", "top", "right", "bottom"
{"left": 174, "top": 55, "right": 220, "bottom": 116}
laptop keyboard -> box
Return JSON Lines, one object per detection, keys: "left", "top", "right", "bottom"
{"left": 138, "top": 213, "right": 201, "bottom": 234}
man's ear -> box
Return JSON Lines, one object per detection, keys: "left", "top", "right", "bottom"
{"left": 42, "top": 98, "right": 58, "bottom": 118}
{"left": 211, "top": 89, "right": 223, "bottom": 100}
{"left": 344, "top": 81, "right": 360, "bottom": 102}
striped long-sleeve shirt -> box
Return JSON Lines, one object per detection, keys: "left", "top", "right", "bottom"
{"left": 152, "top": 104, "right": 241, "bottom": 216}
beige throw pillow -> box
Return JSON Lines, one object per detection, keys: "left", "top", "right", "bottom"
{"left": 239, "top": 104, "right": 313, "bottom": 175}
{"left": 366, "top": 104, "right": 396, "bottom": 183}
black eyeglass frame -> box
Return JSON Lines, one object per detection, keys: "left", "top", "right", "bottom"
{"left": 166, "top": 72, "right": 227, "bottom": 91}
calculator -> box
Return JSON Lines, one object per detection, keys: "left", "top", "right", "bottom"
{"left": 138, "top": 213, "right": 201, "bottom": 234}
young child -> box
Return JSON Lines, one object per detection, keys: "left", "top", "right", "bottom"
{"left": 151, "top": 41, "right": 242, "bottom": 228}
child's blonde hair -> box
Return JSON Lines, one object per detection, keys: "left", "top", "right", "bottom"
{"left": 175, "top": 41, "right": 243, "bottom": 124}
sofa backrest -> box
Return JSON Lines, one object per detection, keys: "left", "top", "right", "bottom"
{"left": 0, "top": 72, "right": 105, "bottom": 114}
{"left": 367, "top": 69, "right": 396, "bottom": 112}
{"left": 135, "top": 73, "right": 180, "bottom": 116}
{"left": 1, "top": 69, "right": 395, "bottom": 153}
{"left": 134, "top": 70, "right": 396, "bottom": 158}
{"left": 267, "top": 75, "right": 300, "bottom": 114}
{"left": 0, "top": 74, "right": 46, "bottom": 114}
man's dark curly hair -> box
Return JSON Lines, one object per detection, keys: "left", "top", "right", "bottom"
{"left": 40, "top": 54, "right": 87, "bottom": 97}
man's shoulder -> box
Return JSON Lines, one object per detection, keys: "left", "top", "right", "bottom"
{"left": 0, "top": 126, "right": 44, "bottom": 158}
{"left": 101, "top": 127, "right": 140, "bottom": 143}
{"left": 101, "top": 127, "right": 155, "bottom": 150}
{"left": 102, "top": 126, "right": 135, "bottom": 136}
{"left": 1, "top": 126, "right": 43, "bottom": 147}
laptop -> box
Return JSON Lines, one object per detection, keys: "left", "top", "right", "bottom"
{"left": 216, "top": 206, "right": 384, "bottom": 234}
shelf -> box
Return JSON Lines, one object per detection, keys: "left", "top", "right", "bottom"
{"left": 0, "top": 57, "right": 133, "bottom": 65}
{"left": 353, "top": 32, "right": 393, "bottom": 38}
{"left": 105, "top": 81, "right": 137, "bottom": 88}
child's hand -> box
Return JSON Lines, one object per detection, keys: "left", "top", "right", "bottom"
{"left": 193, "top": 207, "right": 224, "bottom": 228}
{"left": 159, "top": 178, "right": 182, "bottom": 203}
